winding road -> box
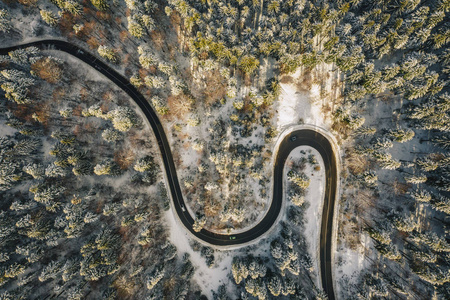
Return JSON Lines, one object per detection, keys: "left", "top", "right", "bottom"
{"left": 0, "top": 40, "right": 338, "bottom": 300}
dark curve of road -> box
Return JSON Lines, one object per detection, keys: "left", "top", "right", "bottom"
{"left": 0, "top": 40, "right": 338, "bottom": 300}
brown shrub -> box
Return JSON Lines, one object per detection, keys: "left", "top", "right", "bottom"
{"left": 119, "top": 30, "right": 129, "bottom": 42}
{"left": 86, "top": 36, "right": 99, "bottom": 49}
{"left": 17, "top": 0, "right": 37, "bottom": 6}
{"left": 345, "top": 150, "right": 367, "bottom": 176}
{"left": 296, "top": 70, "right": 312, "bottom": 92}
{"left": 114, "top": 147, "right": 135, "bottom": 170}
{"left": 167, "top": 93, "right": 194, "bottom": 119}
{"left": 280, "top": 75, "right": 294, "bottom": 84}
{"left": 31, "top": 57, "right": 62, "bottom": 84}
{"left": 202, "top": 70, "right": 227, "bottom": 105}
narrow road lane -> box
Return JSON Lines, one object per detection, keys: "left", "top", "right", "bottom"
{"left": 0, "top": 40, "right": 338, "bottom": 300}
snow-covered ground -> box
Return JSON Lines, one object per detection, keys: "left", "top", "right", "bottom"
{"left": 164, "top": 209, "right": 234, "bottom": 299}
{"left": 276, "top": 66, "right": 337, "bottom": 132}
{"left": 335, "top": 234, "right": 372, "bottom": 298}
{"left": 284, "top": 146, "right": 326, "bottom": 286}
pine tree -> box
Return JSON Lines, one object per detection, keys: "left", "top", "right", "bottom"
{"left": 144, "top": 75, "right": 165, "bottom": 89}
{"left": 0, "top": 9, "right": 12, "bottom": 33}
{"left": 358, "top": 171, "right": 375, "bottom": 186}
{"left": 134, "top": 155, "right": 155, "bottom": 172}
{"left": 146, "top": 267, "right": 164, "bottom": 290}
{"left": 267, "top": 275, "right": 282, "bottom": 296}
{"left": 379, "top": 157, "right": 401, "bottom": 170}
{"left": 82, "top": 104, "right": 104, "bottom": 118}
{"left": 162, "top": 243, "right": 177, "bottom": 261}
{"left": 290, "top": 193, "right": 305, "bottom": 206}
{"left": 433, "top": 134, "right": 450, "bottom": 150}
{"left": 410, "top": 188, "right": 432, "bottom": 202}
{"left": 355, "top": 126, "right": 377, "bottom": 137}
{"left": 63, "top": 0, "right": 83, "bottom": 16}
{"left": 388, "top": 128, "right": 415, "bottom": 143}
{"left": 31, "top": 183, "right": 66, "bottom": 205}
{"left": 23, "top": 164, "right": 44, "bottom": 179}
{"left": 187, "top": 115, "right": 200, "bottom": 127}
{"left": 107, "top": 106, "right": 139, "bottom": 132}
{"left": 213, "top": 284, "right": 230, "bottom": 300}
{"left": 14, "top": 139, "right": 40, "bottom": 156}
{"left": 432, "top": 195, "right": 450, "bottom": 215}
{"left": 287, "top": 170, "right": 310, "bottom": 189}
{"left": 62, "top": 259, "right": 80, "bottom": 282}
{"left": 416, "top": 156, "right": 439, "bottom": 171}
{"left": 102, "top": 128, "right": 122, "bottom": 143}
{"left": 39, "top": 260, "right": 62, "bottom": 282}
{"left": 417, "top": 266, "right": 450, "bottom": 285}
{"left": 94, "top": 159, "right": 115, "bottom": 176}
{"left": 98, "top": 45, "right": 118, "bottom": 63}
{"left": 4, "top": 262, "right": 26, "bottom": 278}
{"left": 238, "top": 55, "right": 260, "bottom": 75}
{"left": 392, "top": 212, "right": 417, "bottom": 232}
{"left": 365, "top": 226, "right": 392, "bottom": 245}
{"left": 158, "top": 62, "right": 174, "bottom": 76}
{"left": 59, "top": 108, "right": 72, "bottom": 118}
{"left": 376, "top": 243, "right": 402, "bottom": 261}
{"left": 151, "top": 96, "right": 169, "bottom": 115}
{"left": 404, "top": 174, "right": 427, "bottom": 184}
{"left": 40, "top": 10, "right": 59, "bottom": 26}
{"left": 416, "top": 232, "right": 450, "bottom": 252}
{"left": 66, "top": 283, "right": 84, "bottom": 300}
{"left": 193, "top": 216, "right": 206, "bottom": 232}
{"left": 91, "top": 0, "right": 109, "bottom": 11}
{"left": 130, "top": 74, "right": 143, "bottom": 87}
{"left": 231, "top": 257, "right": 249, "bottom": 284}
{"left": 138, "top": 45, "right": 157, "bottom": 68}
{"left": 128, "top": 16, "right": 144, "bottom": 38}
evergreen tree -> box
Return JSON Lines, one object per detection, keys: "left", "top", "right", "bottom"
{"left": 432, "top": 195, "right": 450, "bottom": 215}
{"left": 290, "top": 193, "right": 305, "bottom": 206}
{"left": 267, "top": 275, "right": 282, "bottom": 296}
{"left": 433, "top": 134, "right": 450, "bottom": 150}
{"left": 107, "top": 106, "right": 139, "bottom": 132}
{"left": 388, "top": 128, "right": 415, "bottom": 143}
{"left": 128, "top": 16, "right": 145, "bottom": 38}
{"left": 102, "top": 128, "right": 122, "bottom": 143}
{"left": 23, "top": 164, "right": 44, "bottom": 179}
{"left": 151, "top": 96, "right": 169, "bottom": 115}
{"left": 416, "top": 156, "right": 439, "bottom": 172}
{"left": 134, "top": 155, "right": 155, "bottom": 172}
{"left": 144, "top": 75, "right": 165, "bottom": 89}
{"left": 63, "top": 0, "right": 83, "bottom": 16}
{"left": 94, "top": 159, "right": 120, "bottom": 176}
{"left": 138, "top": 45, "right": 157, "bottom": 69}
{"left": 0, "top": 9, "right": 12, "bottom": 33}
{"left": 404, "top": 174, "right": 427, "bottom": 184}
{"left": 238, "top": 55, "right": 260, "bottom": 75}
{"left": 410, "top": 188, "right": 432, "bottom": 203}
{"left": 146, "top": 267, "right": 164, "bottom": 290}
{"left": 38, "top": 261, "right": 62, "bottom": 282}
{"left": 82, "top": 104, "right": 104, "bottom": 118}
{"left": 192, "top": 216, "right": 206, "bottom": 232}
{"left": 287, "top": 170, "right": 310, "bottom": 189}
{"left": 40, "top": 10, "right": 58, "bottom": 26}
{"left": 4, "top": 262, "right": 26, "bottom": 278}
{"left": 97, "top": 46, "right": 118, "bottom": 63}
{"left": 91, "top": 0, "right": 109, "bottom": 11}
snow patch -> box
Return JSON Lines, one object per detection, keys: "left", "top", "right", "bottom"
{"left": 164, "top": 209, "right": 234, "bottom": 298}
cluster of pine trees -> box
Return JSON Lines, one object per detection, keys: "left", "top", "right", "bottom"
{"left": 0, "top": 46, "right": 202, "bottom": 299}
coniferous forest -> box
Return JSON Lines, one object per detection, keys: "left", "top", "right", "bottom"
{"left": 0, "top": 0, "right": 449, "bottom": 299}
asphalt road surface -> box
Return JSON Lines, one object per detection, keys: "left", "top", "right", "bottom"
{"left": 0, "top": 40, "right": 337, "bottom": 300}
